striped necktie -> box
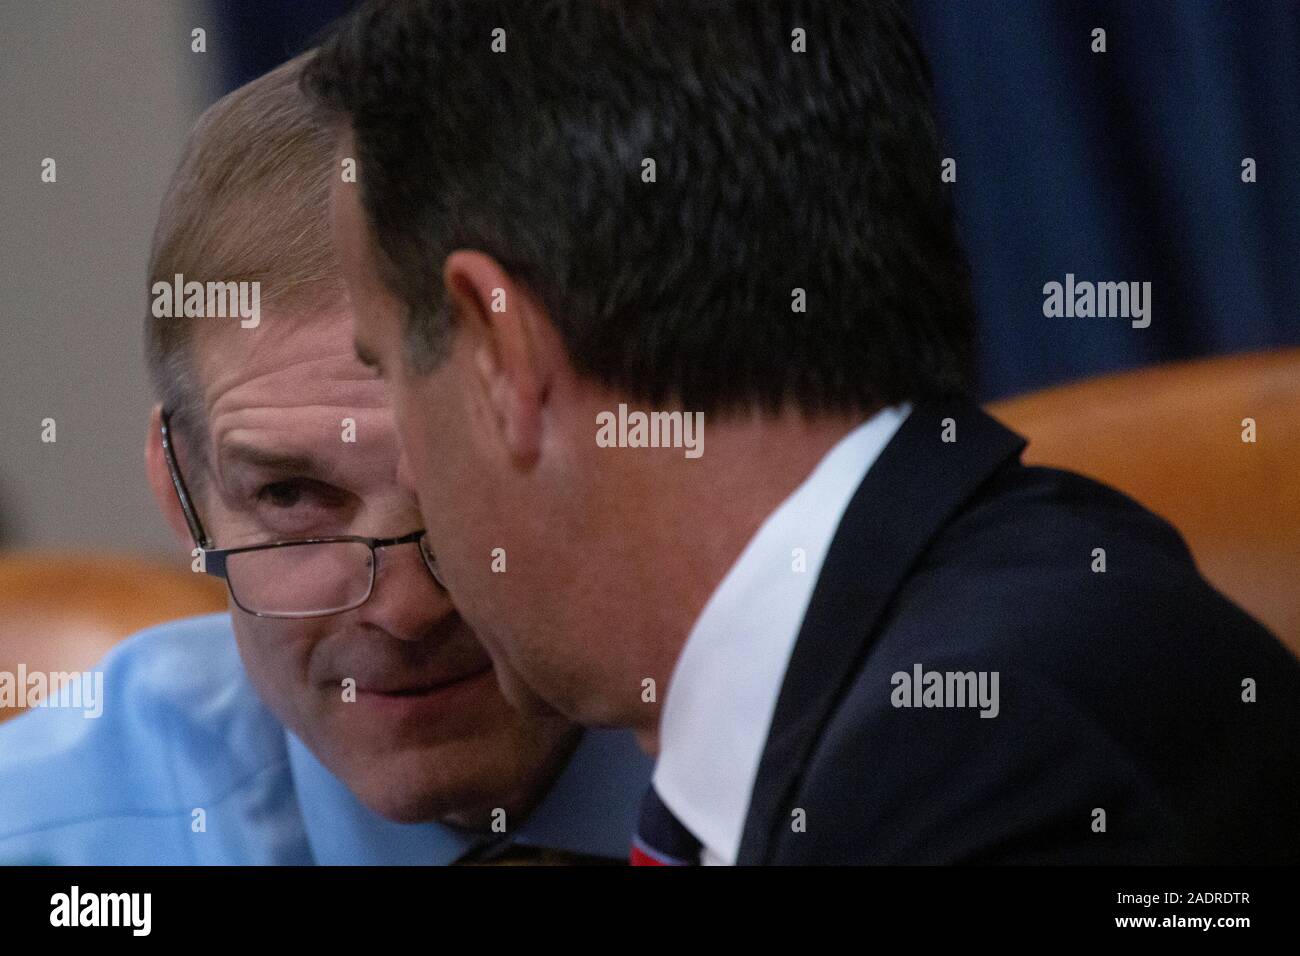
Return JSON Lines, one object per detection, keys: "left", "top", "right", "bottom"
{"left": 631, "top": 786, "right": 702, "bottom": 865}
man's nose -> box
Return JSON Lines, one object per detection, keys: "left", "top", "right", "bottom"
{"left": 360, "top": 539, "right": 454, "bottom": 641}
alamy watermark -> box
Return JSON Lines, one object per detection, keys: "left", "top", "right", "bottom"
{"left": 596, "top": 403, "right": 704, "bottom": 459}
{"left": 890, "top": 663, "right": 999, "bottom": 718}
{"left": 50, "top": 886, "right": 151, "bottom": 936}
{"left": 151, "top": 272, "right": 260, "bottom": 328}
{"left": 1042, "top": 273, "right": 1151, "bottom": 328}
{"left": 0, "top": 666, "right": 103, "bottom": 719}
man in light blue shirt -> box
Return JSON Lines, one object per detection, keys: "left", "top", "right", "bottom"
{"left": 0, "top": 615, "right": 647, "bottom": 865}
{"left": 0, "top": 55, "right": 649, "bottom": 865}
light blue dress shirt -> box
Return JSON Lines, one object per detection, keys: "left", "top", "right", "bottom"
{"left": 0, "top": 614, "right": 650, "bottom": 865}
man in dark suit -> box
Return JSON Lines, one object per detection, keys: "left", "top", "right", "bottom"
{"left": 734, "top": 399, "right": 1300, "bottom": 864}
{"left": 306, "top": 0, "right": 1300, "bottom": 863}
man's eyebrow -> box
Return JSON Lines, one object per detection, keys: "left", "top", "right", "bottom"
{"left": 220, "top": 442, "right": 330, "bottom": 478}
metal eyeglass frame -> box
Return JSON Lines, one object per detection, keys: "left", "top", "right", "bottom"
{"left": 159, "top": 406, "right": 446, "bottom": 618}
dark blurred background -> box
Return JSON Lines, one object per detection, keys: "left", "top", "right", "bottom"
{"left": 214, "top": 0, "right": 1300, "bottom": 400}
{"left": 1, "top": 0, "right": 1296, "bottom": 552}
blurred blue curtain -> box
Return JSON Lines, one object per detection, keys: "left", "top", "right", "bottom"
{"left": 211, "top": 0, "right": 1300, "bottom": 400}
{"left": 910, "top": 0, "right": 1300, "bottom": 397}
{"left": 207, "top": 0, "right": 354, "bottom": 90}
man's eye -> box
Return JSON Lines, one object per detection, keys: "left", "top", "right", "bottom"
{"left": 256, "top": 479, "right": 311, "bottom": 509}
{"left": 243, "top": 477, "right": 349, "bottom": 537}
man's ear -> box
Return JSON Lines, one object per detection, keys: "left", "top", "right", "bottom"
{"left": 442, "top": 250, "right": 555, "bottom": 466}
{"left": 145, "top": 404, "right": 198, "bottom": 551}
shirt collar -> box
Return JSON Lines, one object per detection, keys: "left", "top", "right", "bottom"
{"left": 287, "top": 727, "right": 650, "bottom": 865}
{"left": 653, "top": 403, "right": 910, "bottom": 864}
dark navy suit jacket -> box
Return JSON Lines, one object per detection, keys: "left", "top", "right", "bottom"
{"left": 737, "top": 400, "right": 1300, "bottom": 864}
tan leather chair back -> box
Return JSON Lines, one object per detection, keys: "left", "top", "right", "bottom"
{"left": 0, "top": 552, "right": 228, "bottom": 722}
{"left": 991, "top": 349, "right": 1300, "bottom": 656}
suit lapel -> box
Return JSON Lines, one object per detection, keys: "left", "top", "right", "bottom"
{"left": 735, "top": 399, "right": 1027, "bottom": 864}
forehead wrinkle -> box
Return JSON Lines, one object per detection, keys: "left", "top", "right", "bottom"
{"left": 214, "top": 404, "right": 395, "bottom": 457}
{"left": 202, "top": 354, "right": 386, "bottom": 410}
{"left": 193, "top": 306, "right": 373, "bottom": 403}
{"left": 212, "top": 401, "right": 397, "bottom": 478}
{"left": 220, "top": 442, "right": 328, "bottom": 479}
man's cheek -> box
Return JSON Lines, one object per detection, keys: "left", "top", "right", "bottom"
{"left": 234, "top": 617, "right": 322, "bottom": 709}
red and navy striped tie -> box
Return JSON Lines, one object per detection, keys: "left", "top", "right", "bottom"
{"left": 631, "top": 786, "right": 702, "bottom": 866}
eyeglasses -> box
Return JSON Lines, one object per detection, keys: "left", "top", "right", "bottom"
{"left": 159, "top": 407, "right": 446, "bottom": 619}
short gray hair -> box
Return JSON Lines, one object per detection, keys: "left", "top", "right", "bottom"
{"left": 146, "top": 52, "right": 344, "bottom": 470}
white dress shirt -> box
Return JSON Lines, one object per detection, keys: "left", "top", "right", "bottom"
{"left": 652, "top": 403, "right": 911, "bottom": 865}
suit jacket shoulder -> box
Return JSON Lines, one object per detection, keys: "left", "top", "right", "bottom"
{"left": 740, "top": 401, "right": 1300, "bottom": 864}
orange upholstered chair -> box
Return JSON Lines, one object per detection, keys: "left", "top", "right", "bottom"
{"left": 990, "top": 349, "right": 1300, "bottom": 657}
{"left": 0, "top": 552, "right": 228, "bottom": 723}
